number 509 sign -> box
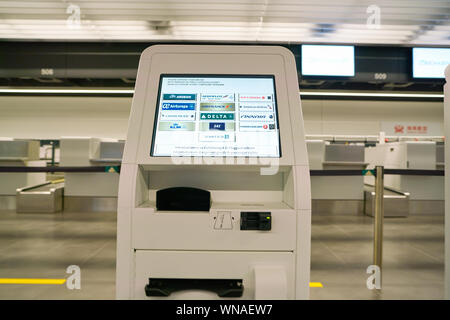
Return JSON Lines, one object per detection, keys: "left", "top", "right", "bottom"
{"left": 374, "top": 73, "right": 387, "bottom": 80}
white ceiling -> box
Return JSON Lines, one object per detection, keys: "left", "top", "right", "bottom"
{"left": 0, "top": 0, "right": 449, "bottom": 45}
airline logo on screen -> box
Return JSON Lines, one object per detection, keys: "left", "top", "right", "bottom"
{"left": 239, "top": 94, "right": 272, "bottom": 101}
{"left": 161, "top": 102, "right": 196, "bottom": 111}
{"left": 209, "top": 122, "right": 225, "bottom": 131}
{"left": 162, "top": 94, "right": 196, "bottom": 100}
{"left": 239, "top": 103, "right": 273, "bottom": 112}
{"left": 200, "top": 94, "right": 235, "bottom": 102}
{"left": 199, "top": 132, "right": 235, "bottom": 142}
{"left": 160, "top": 112, "right": 195, "bottom": 121}
{"left": 200, "top": 113, "right": 235, "bottom": 120}
{"left": 158, "top": 121, "right": 195, "bottom": 131}
{"left": 199, "top": 122, "right": 235, "bottom": 132}
{"left": 240, "top": 123, "right": 275, "bottom": 132}
{"left": 240, "top": 113, "right": 274, "bottom": 122}
{"left": 200, "top": 103, "right": 235, "bottom": 112}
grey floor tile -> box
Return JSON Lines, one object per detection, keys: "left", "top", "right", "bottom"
{"left": 0, "top": 210, "right": 445, "bottom": 300}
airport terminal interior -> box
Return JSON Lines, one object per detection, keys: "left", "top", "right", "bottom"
{"left": 0, "top": 0, "right": 449, "bottom": 300}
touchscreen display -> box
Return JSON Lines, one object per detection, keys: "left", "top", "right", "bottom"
{"left": 151, "top": 75, "right": 281, "bottom": 157}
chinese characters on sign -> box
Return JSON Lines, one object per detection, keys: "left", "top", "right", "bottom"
{"left": 381, "top": 122, "right": 442, "bottom": 136}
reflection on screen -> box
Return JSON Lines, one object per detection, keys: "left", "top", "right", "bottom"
{"left": 151, "top": 75, "right": 281, "bottom": 157}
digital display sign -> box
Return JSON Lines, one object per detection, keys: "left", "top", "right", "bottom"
{"left": 412, "top": 47, "right": 450, "bottom": 79}
{"left": 301, "top": 45, "right": 355, "bottom": 77}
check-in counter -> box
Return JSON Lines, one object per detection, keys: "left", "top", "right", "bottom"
{"left": 60, "top": 137, "right": 124, "bottom": 212}
{"left": 307, "top": 141, "right": 367, "bottom": 215}
{"left": 365, "top": 141, "right": 444, "bottom": 215}
{"left": 16, "top": 181, "right": 64, "bottom": 213}
{"left": 0, "top": 139, "right": 46, "bottom": 210}
{"left": 436, "top": 142, "right": 444, "bottom": 170}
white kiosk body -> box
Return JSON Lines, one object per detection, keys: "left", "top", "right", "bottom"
{"left": 116, "top": 45, "right": 311, "bottom": 299}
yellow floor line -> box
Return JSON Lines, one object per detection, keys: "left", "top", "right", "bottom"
{"left": 1, "top": 278, "right": 320, "bottom": 288}
{"left": 0, "top": 278, "right": 66, "bottom": 285}
{"left": 309, "top": 282, "right": 323, "bottom": 288}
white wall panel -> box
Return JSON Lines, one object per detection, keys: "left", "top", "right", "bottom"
{"left": 0, "top": 96, "right": 131, "bottom": 140}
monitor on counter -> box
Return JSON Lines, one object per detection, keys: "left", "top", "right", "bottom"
{"left": 301, "top": 45, "right": 355, "bottom": 77}
{"left": 151, "top": 75, "right": 281, "bottom": 158}
{"left": 412, "top": 47, "right": 450, "bottom": 79}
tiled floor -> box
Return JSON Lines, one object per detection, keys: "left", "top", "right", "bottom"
{"left": 310, "top": 215, "right": 444, "bottom": 300}
{"left": 0, "top": 211, "right": 116, "bottom": 299}
{"left": 0, "top": 211, "right": 444, "bottom": 299}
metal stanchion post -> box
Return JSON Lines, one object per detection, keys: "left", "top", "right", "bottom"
{"left": 374, "top": 165, "right": 384, "bottom": 288}
{"left": 50, "top": 141, "right": 55, "bottom": 168}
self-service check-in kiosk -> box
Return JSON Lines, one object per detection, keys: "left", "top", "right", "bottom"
{"left": 116, "top": 45, "right": 311, "bottom": 300}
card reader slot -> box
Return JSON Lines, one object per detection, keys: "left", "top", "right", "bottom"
{"left": 145, "top": 278, "right": 243, "bottom": 297}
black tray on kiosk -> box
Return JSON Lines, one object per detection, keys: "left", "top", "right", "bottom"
{"left": 156, "top": 187, "right": 211, "bottom": 211}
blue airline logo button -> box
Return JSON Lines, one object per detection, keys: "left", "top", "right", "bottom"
{"left": 163, "top": 94, "right": 196, "bottom": 100}
{"left": 162, "top": 102, "right": 196, "bottom": 111}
